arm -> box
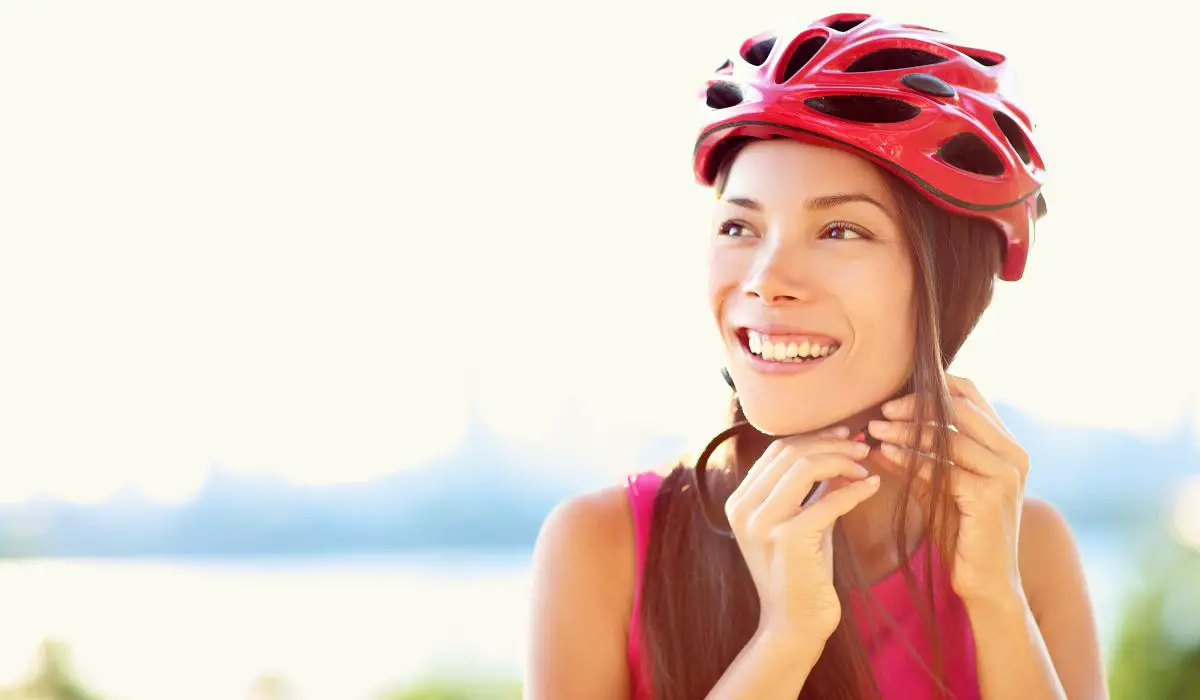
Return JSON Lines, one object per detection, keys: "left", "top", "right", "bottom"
{"left": 703, "top": 626, "right": 826, "bottom": 700}
{"left": 967, "top": 498, "right": 1108, "bottom": 700}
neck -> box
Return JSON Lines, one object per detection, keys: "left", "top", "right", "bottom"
{"left": 839, "top": 450, "right": 925, "bottom": 583}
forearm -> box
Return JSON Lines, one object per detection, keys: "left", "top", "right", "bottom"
{"left": 705, "top": 626, "right": 825, "bottom": 700}
{"left": 967, "top": 592, "right": 1067, "bottom": 700}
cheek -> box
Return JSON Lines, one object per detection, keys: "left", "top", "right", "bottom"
{"left": 847, "top": 264, "right": 917, "bottom": 359}
{"left": 707, "top": 252, "right": 742, "bottom": 315}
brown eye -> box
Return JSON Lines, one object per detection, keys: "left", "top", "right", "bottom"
{"left": 718, "top": 220, "right": 754, "bottom": 237}
{"left": 824, "top": 223, "right": 867, "bottom": 240}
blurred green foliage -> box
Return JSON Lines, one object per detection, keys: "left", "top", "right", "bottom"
{"left": 0, "top": 641, "right": 524, "bottom": 700}
{"left": 1108, "top": 532, "right": 1200, "bottom": 699}
{"left": 378, "top": 675, "right": 521, "bottom": 700}
{"left": 0, "top": 639, "right": 102, "bottom": 700}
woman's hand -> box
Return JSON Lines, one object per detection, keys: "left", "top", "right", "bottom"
{"left": 867, "top": 374, "right": 1030, "bottom": 607}
{"left": 725, "top": 426, "right": 882, "bottom": 641}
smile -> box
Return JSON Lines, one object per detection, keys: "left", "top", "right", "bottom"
{"left": 735, "top": 327, "right": 843, "bottom": 373}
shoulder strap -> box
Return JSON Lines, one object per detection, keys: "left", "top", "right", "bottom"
{"left": 625, "top": 470, "right": 664, "bottom": 700}
{"left": 627, "top": 471, "right": 664, "bottom": 586}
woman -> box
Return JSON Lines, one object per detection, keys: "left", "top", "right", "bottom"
{"left": 528, "top": 13, "right": 1106, "bottom": 700}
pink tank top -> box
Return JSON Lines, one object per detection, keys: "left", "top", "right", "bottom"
{"left": 625, "top": 470, "right": 979, "bottom": 700}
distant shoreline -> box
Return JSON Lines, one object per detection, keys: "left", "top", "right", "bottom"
{"left": 0, "top": 546, "right": 537, "bottom": 567}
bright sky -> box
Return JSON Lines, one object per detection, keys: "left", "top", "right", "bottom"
{"left": 0, "top": 1, "right": 1195, "bottom": 504}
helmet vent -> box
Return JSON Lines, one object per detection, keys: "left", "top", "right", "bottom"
{"left": 966, "top": 52, "right": 1001, "bottom": 66}
{"left": 846, "top": 48, "right": 947, "bottom": 73}
{"left": 937, "top": 132, "right": 1005, "bottom": 177}
{"left": 803, "top": 95, "right": 920, "bottom": 123}
{"left": 993, "top": 111, "right": 1031, "bottom": 165}
{"left": 741, "top": 37, "right": 776, "bottom": 66}
{"left": 716, "top": 59, "right": 733, "bottom": 75}
{"left": 827, "top": 16, "right": 867, "bottom": 32}
{"left": 706, "top": 82, "right": 744, "bottom": 109}
{"left": 952, "top": 46, "right": 1004, "bottom": 66}
{"left": 1036, "top": 192, "right": 1048, "bottom": 219}
{"left": 777, "top": 36, "right": 827, "bottom": 83}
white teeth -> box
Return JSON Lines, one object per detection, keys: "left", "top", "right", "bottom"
{"left": 743, "top": 330, "right": 840, "bottom": 363}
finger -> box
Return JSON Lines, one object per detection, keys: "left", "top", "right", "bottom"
{"left": 735, "top": 425, "right": 848, "bottom": 489}
{"left": 879, "top": 393, "right": 926, "bottom": 422}
{"left": 945, "top": 375, "right": 1007, "bottom": 429}
{"left": 947, "top": 395, "right": 1021, "bottom": 460}
{"left": 881, "top": 393, "right": 957, "bottom": 425}
{"left": 867, "top": 420, "right": 1004, "bottom": 476}
{"left": 727, "top": 428, "right": 854, "bottom": 517}
{"left": 881, "top": 386, "right": 989, "bottom": 420}
{"left": 941, "top": 381, "right": 1029, "bottom": 476}
{"left": 737, "top": 437, "right": 866, "bottom": 510}
{"left": 818, "top": 425, "right": 854, "bottom": 439}
{"left": 725, "top": 439, "right": 789, "bottom": 513}
{"left": 876, "top": 442, "right": 935, "bottom": 496}
{"left": 779, "top": 475, "right": 882, "bottom": 536}
{"left": 749, "top": 452, "right": 871, "bottom": 530}
{"left": 876, "top": 442, "right": 988, "bottom": 495}
{"left": 881, "top": 394, "right": 1017, "bottom": 463}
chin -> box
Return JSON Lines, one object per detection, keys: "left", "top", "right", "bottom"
{"left": 738, "top": 400, "right": 838, "bottom": 437}
{"left": 739, "top": 391, "right": 891, "bottom": 437}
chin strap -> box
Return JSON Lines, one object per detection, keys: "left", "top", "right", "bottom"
{"left": 695, "top": 368, "right": 882, "bottom": 537}
{"left": 692, "top": 420, "right": 749, "bottom": 538}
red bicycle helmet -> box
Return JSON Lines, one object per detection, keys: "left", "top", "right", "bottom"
{"left": 694, "top": 13, "right": 1047, "bottom": 281}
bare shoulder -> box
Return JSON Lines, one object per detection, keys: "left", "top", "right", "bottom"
{"left": 1016, "top": 497, "right": 1085, "bottom": 618}
{"left": 1018, "top": 497, "right": 1077, "bottom": 561}
{"left": 526, "top": 483, "right": 638, "bottom": 699}
{"left": 533, "top": 484, "right": 636, "bottom": 593}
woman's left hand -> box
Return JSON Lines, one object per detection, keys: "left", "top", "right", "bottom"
{"left": 867, "top": 374, "right": 1030, "bottom": 608}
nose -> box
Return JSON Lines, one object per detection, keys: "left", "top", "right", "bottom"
{"left": 741, "top": 239, "right": 814, "bottom": 305}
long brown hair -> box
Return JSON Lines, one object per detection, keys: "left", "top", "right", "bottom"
{"left": 638, "top": 140, "right": 1004, "bottom": 700}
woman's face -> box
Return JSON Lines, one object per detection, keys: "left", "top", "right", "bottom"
{"left": 708, "top": 139, "right": 917, "bottom": 436}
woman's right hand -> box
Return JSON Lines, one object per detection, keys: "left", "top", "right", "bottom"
{"left": 724, "top": 425, "right": 881, "bottom": 642}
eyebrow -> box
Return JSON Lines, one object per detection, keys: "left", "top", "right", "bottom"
{"left": 725, "top": 193, "right": 892, "bottom": 216}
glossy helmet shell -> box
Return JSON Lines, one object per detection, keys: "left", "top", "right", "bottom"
{"left": 694, "top": 13, "right": 1047, "bottom": 281}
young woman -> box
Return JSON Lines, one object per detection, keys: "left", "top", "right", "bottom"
{"left": 527, "top": 13, "right": 1106, "bottom": 700}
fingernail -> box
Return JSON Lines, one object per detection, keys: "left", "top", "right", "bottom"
{"left": 868, "top": 420, "right": 889, "bottom": 435}
{"left": 852, "top": 442, "right": 870, "bottom": 457}
{"left": 866, "top": 475, "right": 881, "bottom": 487}
{"left": 831, "top": 425, "right": 850, "bottom": 437}
{"left": 855, "top": 463, "right": 870, "bottom": 477}
{"left": 880, "top": 443, "right": 902, "bottom": 460}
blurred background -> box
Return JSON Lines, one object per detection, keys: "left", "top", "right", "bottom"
{"left": 0, "top": 0, "right": 1197, "bottom": 698}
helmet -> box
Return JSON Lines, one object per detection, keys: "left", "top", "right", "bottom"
{"left": 693, "top": 13, "right": 1047, "bottom": 281}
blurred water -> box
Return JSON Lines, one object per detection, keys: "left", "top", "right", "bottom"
{"left": 0, "top": 532, "right": 1131, "bottom": 700}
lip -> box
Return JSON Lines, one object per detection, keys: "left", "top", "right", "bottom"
{"left": 733, "top": 324, "right": 843, "bottom": 346}
{"left": 740, "top": 344, "right": 834, "bottom": 374}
